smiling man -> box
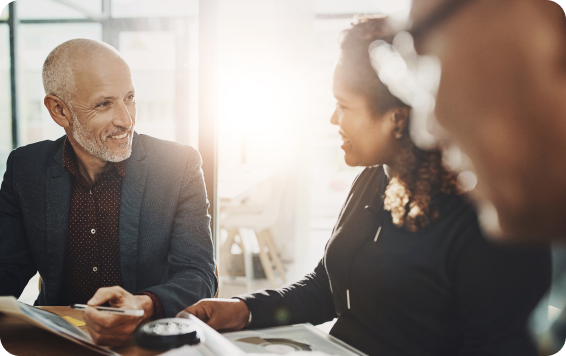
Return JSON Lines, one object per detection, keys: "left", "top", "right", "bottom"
{"left": 0, "top": 39, "right": 217, "bottom": 346}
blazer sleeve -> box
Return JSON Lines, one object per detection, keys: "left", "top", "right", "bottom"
{"left": 450, "top": 226, "right": 551, "bottom": 356}
{"left": 140, "top": 147, "right": 217, "bottom": 317}
{"left": 0, "top": 150, "right": 37, "bottom": 297}
{"left": 236, "top": 258, "right": 337, "bottom": 328}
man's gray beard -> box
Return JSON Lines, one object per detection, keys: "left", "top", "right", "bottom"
{"left": 70, "top": 109, "right": 133, "bottom": 163}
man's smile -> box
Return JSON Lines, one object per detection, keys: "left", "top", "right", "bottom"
{"left": 111, "top": 132, "right": 128, "bottom": 140}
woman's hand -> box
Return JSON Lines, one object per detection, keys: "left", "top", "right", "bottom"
{"left": 177, "top": 298, "right": 250, "bottom": 332}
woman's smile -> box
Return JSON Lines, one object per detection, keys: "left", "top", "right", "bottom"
{"left": 339, "top": 131, "right": 352, "bottom": 149}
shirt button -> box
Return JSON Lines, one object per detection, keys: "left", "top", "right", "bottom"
{"left": 91, "top": 229, "right": 96, "bottom": 234}
{"left": 93, "top": 267, "right": 98, "bottom": 272}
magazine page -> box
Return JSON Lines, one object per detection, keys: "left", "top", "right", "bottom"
{"left": 160, "top": 345, "right": 336, "bottom": 356}
{"left": 0, "top": 296, "right": 119, "bottom": 356}
{"left": 222, "top": 324, "right": 368, "bottom": 355}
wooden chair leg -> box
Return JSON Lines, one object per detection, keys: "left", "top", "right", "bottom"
{"left": 262, "top": 229, "right": 287, "bottom": 283}
{"left": 255, "top": 230, "right": 277, "bottom": 288}
{"left": 234, "top": 231, "right": 246, "bottom": 255}
{"left": 220, "top": 228, "right": 238, "bottom": 276}
{"left": 238, "top": 228, "right": 254, "bottom": 283}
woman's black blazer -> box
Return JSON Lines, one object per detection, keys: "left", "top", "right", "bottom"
{"left": 238, "top": 166, "right": 551, "bottom": 356}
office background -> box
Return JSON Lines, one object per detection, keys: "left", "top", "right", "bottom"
{"left": 0, "top": 0, "right": 407, "bottom": 305}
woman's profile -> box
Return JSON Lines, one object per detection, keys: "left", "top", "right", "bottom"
{"left": 179, "top": 17, "right": 551, "bottom": 356}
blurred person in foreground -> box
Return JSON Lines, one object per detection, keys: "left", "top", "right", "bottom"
{"left": 369, "top": 0, "right": 566, "bottom": 353}
{"left": 0, "top": 39, "right": 217, "bottom": 346}
{"left": 178, "top": 18, "right": 550, "bottom": 356}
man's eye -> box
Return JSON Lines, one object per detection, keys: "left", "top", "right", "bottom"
{"left": 97, "top": 101, "right": 110, "bottom": 107}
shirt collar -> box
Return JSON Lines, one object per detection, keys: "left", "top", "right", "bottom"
{"left": 62, "top": 137, "right": 127, "bottom": 180}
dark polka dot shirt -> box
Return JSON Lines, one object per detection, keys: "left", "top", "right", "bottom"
{"left": 62, "top": 139, "right": 126, "bottom": 304}
{"left": 60, "top": 139, "right": 164, "bottom": 319}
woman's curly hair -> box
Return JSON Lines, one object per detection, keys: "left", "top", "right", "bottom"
{"left": 340, "top": 16, "right": 460, "bottom": 232}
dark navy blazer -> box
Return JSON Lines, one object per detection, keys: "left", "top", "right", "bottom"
{"left": 0, "top": 133, "right": 217, "bottom": 316}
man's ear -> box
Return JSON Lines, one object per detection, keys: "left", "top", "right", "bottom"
{"left": 389, "top": 107, "right": 411, "bottom": 137}
{"left": 44, "top": 95, "right": 73, "bottom": 128}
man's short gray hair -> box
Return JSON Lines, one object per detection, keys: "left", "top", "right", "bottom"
{"left": 42, "top": 38, "right": 121, "bottom": 108}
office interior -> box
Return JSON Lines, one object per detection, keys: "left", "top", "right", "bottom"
{"left": 6, "top": 2, "right": 566, "bottom": 355}
{"left": 0, "top": 0, "right": 417, "bottom": 320}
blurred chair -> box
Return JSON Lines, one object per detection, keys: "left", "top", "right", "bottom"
{"left": 220, "top": 176, "right": 288, "bottom": 288}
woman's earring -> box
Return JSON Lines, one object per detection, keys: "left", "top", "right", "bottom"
{"left": 395, "top": 131, "right": 403, "bottom": 139}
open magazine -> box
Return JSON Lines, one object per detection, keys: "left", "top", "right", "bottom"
{"left": 158, "top": 315, "right": 366, "bottom": 356}
{"left": 0, "top": 296, "right": 118, "bottom": 356}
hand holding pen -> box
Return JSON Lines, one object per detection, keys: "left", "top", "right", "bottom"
{"left": 79, "top": 286, "right": 154, "bottom": 347}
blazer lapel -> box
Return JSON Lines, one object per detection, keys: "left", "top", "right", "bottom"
{"left": 45, "top": 142, "right": 71, "bottom": 301}
{"left": 119, "top": 133, "right": 147, "bottom": 293}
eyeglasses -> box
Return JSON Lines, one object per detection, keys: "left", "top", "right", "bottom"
{"left": 370, "top": 0, "right": 477, "bottom": 178}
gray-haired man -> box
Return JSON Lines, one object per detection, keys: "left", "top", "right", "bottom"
{"left": 0, "top": 39, "right": 217, "bottom": 346}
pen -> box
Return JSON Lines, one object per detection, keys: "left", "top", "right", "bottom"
{"left": 70, "top": 304, "right": 144, "bottom": 317}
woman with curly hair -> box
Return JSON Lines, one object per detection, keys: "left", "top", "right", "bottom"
{"left": 180, "top": 17, "right": 550, "bottom": 355}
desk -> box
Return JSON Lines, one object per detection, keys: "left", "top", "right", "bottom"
{"left": 0, "top": 306, "right": 160, "bottom": 356}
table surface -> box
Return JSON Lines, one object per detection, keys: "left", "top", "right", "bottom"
{"left": 0, "top": 306, "right": 161, "bottom": 356}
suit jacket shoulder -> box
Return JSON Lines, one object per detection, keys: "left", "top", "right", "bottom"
{"left": 10, "top": 136, "right": 65, "bottom": 171}
{"left": 136, "top": 134, "right": 201, "bottom": 167}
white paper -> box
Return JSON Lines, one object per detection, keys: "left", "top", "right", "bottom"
{"left": 157, "top": 345, "right": 207, "bottom": 356}
{"left": 158, "top": 345, "right": 333, "bottom": 356}
{"left": 248, "top": 353, "right": 333, "bottom": 356}
{"left": 223, "top": 324, "right": 367, "bottom": 355}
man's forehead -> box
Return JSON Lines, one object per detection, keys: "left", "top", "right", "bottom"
{"left": 410, "top": 0, "right": 452, "bottom": 25}
{"left": 73, "top": 54, "right": 131, "bottom": 81}
{"left": 72, "top": 55, "right": 133, "bottom": 101}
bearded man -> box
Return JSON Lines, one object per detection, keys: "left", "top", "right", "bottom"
{"left": 0, "top": 39, "right": 217, "bottom": 346}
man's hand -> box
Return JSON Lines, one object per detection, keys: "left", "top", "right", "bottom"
{"left": 83, "top": 286, "right": 154, "bottom": 347}
{"left": 177, "top": 298, "right": 250, "bottom": 332}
